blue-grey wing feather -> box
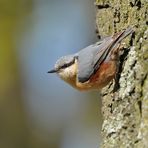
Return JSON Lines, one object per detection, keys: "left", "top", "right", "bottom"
{"left": 77, "top": 37, "right": 112, "bottom": 83}
{"left": 77, "top": 27, "right": 134, "bottom": 83}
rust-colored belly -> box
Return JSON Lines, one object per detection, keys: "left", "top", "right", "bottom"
{"left": 76, "top": 61, "right": 117, "bottom": 91}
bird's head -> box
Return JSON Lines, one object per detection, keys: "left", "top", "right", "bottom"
{"left": 48, "top": 55, "right": 78, "bottom": 84}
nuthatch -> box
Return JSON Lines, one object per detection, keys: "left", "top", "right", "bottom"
{"left": 48, "top": 27, "right": 134, "bottom": 91}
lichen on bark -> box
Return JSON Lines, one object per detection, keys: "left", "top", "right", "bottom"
{"left": 95, "top": 0, "right": 148, "bottom": 147}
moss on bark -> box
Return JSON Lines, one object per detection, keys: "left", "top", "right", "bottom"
{"left": 95, "top": 0, "right": 148, "bottom": 147}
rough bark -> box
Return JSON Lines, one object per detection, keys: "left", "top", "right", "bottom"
{"left": 95, "top": 0, "right": 148, "bottom": 147}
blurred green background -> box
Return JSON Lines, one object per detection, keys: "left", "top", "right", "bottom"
{"left": 0, "top": 0, "right": 102, "bottom": 148}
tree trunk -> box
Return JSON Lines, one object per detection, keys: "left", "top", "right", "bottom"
{"left": 95, "top": 0, "right": 148, "bottom": 147}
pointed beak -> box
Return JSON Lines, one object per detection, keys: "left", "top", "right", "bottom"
{"left": 47, "top": 69, "right": 57, "bottom": 73}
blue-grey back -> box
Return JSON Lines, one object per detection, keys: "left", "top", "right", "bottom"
{"left": 77, "top": 36, "right": 112, "bottom": 83}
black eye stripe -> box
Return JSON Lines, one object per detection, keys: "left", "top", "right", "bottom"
{"left": 60, "top": 59, "right": 75, "bottom": 69}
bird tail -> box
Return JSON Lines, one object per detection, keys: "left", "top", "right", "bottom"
{"left": 111, "top": 27, "right": 134, "bottom": 49}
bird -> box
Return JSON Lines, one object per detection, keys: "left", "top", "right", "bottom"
{"left": 48, "top": 27, "right": 134, "bottom": 91}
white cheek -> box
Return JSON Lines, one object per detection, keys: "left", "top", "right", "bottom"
{"left": 58, "top": 68, "right": 68, "bottom": 79}
{"left": 58, "top": 67, "right": 74, "bottom": 80}
{"left": 65, "top": 68, "right": 72, "bottom": 75}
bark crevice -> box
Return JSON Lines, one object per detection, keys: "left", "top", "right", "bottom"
{"left": 95, "top": 0, "right": 148, "bottom": 147}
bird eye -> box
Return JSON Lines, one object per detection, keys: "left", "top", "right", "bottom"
{"left": 60, "top": 64, "right": 68, "bottom": 69}
{"left": 59, "top": 59, "right": 75, "bottom": 69}
{"left": 60, "top": 63, "right": 71, "bottom": 69}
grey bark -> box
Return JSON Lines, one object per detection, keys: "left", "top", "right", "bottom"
{"left": 95, "top": 0, "right": 148, "bottom": 147}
